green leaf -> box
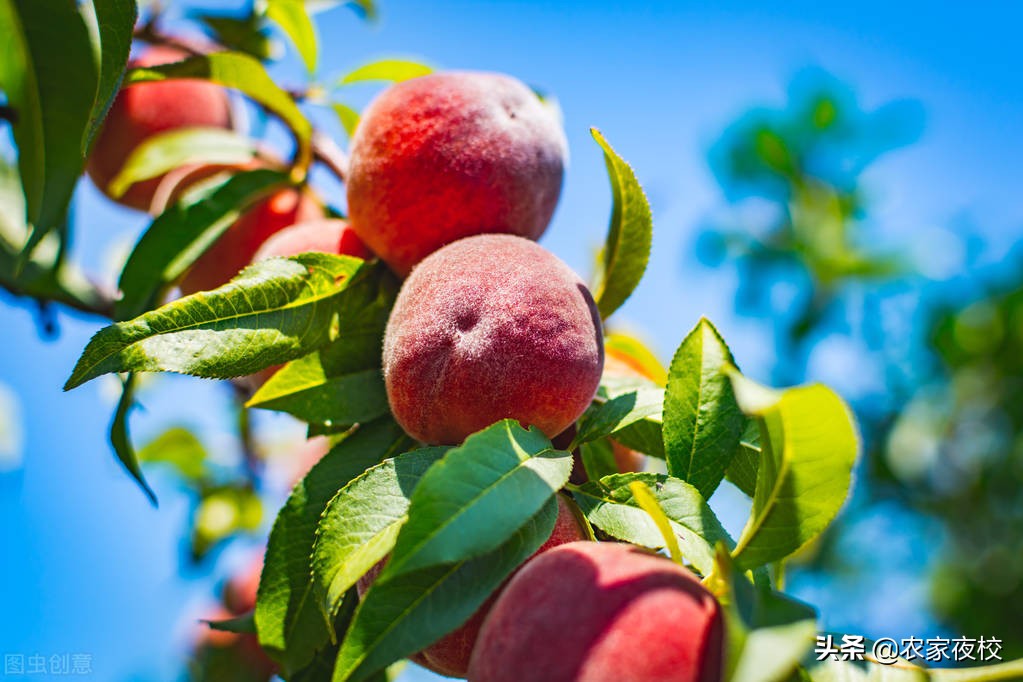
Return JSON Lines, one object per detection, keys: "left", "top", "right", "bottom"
{"left": 311, "top": 447, "right": 448, "bottom": 627}
{"left": 713, "top": 547, "right": 818, "bottom": 682}
{"left": 0, "top": 163, "right": 109, "bottom": 314}
{"left": 108, "top": 128, "right": 259, "bottom": 199}
{"left": 628, "top": 481, "right": 682, "bottom": 564}
{"left": 137, "top": 426, "right": 208, "bottom": 481}
{"left": 109, "top": 373, "right": 157, "bottom": 505}
{"left": 338, "top": 58, "right": 433, "bottom": 85}
{"left": 115, "top": 168, "right": 289, "bottom": 320}
{"left": 248, "top": 262, "right": 398, "bottom": 424}
{"left": 266, "top": 0, "right": 318, "bottom": 73}
{"left": 83, "top": 0, "right": 138, "bottom": 152}
{"left": 127, "top": 51, "right": 314, "bottom": 172}
{"left": 802, "top": 655, "right": 928, "bottom": 682}
{"left": 577, "top": 438, "right": 619, "bottom": 482}
{"left": 571, "top": 472, "right": 731, "bottom": 575}
{"left": 331, "top": 102, "right": 360, "bottom": 138}
{"left": 333, "top": 498, "right": 558, "bottom": 682}
{"left": 0, "top": 0, "right": 99, "bottom": 250}
{"left": 204, "top": 611, "right": 256, "bottom": 635}
{"left": 194, "top": 13, "right": 277, "bottom": 61}
{"left": 250, "top": 361, "right": 389, "bottom": 426}
{"left": 726, "top": 421, "right": 761, "bottom": 497}
{"left": 663, "top": 318, "right": 747, "bottom": 499}
{"left": 927, "top": 660, "right": 1023, "bottom": 682}
{"left": 256, "top": 417, "right": 414, "bottom": 675}
{"left": 590, "top": 128, "right": 653, "bottom": 320}
{"left": 65, "top": 253, "right": 367, "bottom": 390}
{"left": 728, "top": 371, "right": 858, "bottom": 570}
{"left": 384, "top": 420, "right": 572, "bottom": 577}
{"left": 576, "top": 377, "right": 665, "bottom": 458}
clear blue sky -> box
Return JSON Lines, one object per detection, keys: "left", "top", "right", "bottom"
{"left": 2, "top": 1, "right": 1021, "bottom": 680}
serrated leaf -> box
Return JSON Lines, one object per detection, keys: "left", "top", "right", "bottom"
{"left": 250, "top": 361, "right": 389, "bottom": 425}
{"left": 729, "top": 372, "right": 858, "bottom": 570}
{"left": 331, "top": 102, "right": 360, "bottom": 138}
{"left": 727, "top": 420, "right": 761, "bottom": 497}
{"left": 137, "top": 426, "right": 208, "bottom": 481}
{"left": 109, "top": 373, "right": 157, "bottom": 505}
{"left": 65, "top": 253, "right": 366, "bottom": 390}
{"left": 333, "top": 498, "right": 558, "bottom": 682}
{"left": 338, "top": 58, "right": 432, "bottom": 85}
{"left": 590, "top": 128, "right": 652, "bottom": 320}
{"left": 571, "top": 472, "right": 731, "bottom": 575}
{"left": 311, "top": 447, "right": 448, "bottom": 626}
{"left": 574, "top": 379, "right": 664, "bottom": 451}
{"left": 248, "top": 262, "right": 398, "bottom": 423}
{"left": 115, "top": 168, "right": 289, "bottom": 320}
{"left": 266, "top": 0, "right": 318, "bottom": 73}
{"left": 384, "top": 420, "right": 572, "bottom": 577}
{"left": 663, "top": 318, "right": 747, "bottom": 499}
{"left": 0, "top": 0, "right": 99, "bottom": 252}
{"left": 256, "top": 417, "right": 414, "bottom": 675}
{"left": 83, "top": 0, "right": 137, "bottom": 152}
{"left": 108, "top": 128, "right": 259, "bottom": 199}
{"left": 127, "top": 51, "right": 314, "bottom": 172}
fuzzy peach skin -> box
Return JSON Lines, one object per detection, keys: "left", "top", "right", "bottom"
{"left": 346, "top": 71, "right": 567, "bottom": 276}
{"left": 87, "top": 46, "right": 233, "bottom": 213}
{"left": 469, "top": 542, "right": 724, "bottom": 682}
{"left": 382, "top": 234, "right": 603, "bottom": 445}
{"left": 178, "top": 187, "right": 324, "bottom": 295}
{"left": 358, "top": 494, "right": 589, "bottom": 678}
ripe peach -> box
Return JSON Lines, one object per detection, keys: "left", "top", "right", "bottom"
{"left": 252, "top": 218, "right": 372, "bottom": 264}
{"left": 178, "top": 187, "right": 323, "bottom": 295}
{"left": 469, "top": 542, "right": 724, "bottom": 682}
{"left": 87, "top": 46, "right": 233, "bottom": 213}
{"left": 346, "top": 71, "right": 567, "bottom": 276}
{"left": 358, "top": 494, "right": 588, "bottom": 678}
{"left": 383, "top": 234, "right": 603, "bottom": 445}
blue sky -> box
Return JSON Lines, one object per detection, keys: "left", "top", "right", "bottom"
{"left": 2, "top": 1, "right": 1021, "bottom": 680}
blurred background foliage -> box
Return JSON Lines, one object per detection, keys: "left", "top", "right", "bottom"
{"left": 701, "top": 69, "right": 1023, "bottom": 659}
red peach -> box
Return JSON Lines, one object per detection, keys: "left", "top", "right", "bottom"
{"left": 347, "top": 71, "right": 567, "bottom": 276}
{"left": 87, "top": 46, "right": 233, "bottom": 213}
{"left": 469, "top": 542, "right": 724, "bottom": 682}
{"left": 358, "top": 494, "right": 588, "bottom": 678}
{"left": 178, "top": 187, "right": 323, "bottom": 295}
{"left": 383, "top": 234, "right": 603, "bottom": 445}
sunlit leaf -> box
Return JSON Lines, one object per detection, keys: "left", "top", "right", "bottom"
{"left": 108, "top": 128, "right": 259, "bottom": 199}
{"left": 663, "top": 318, "right": 747, "bottom": 499}
{"left": 590, "top": 128, "right": 653, "bottom": 320}
{"left": 333, "top": 499, "right": 557, "bottom": 682}
{"left": 83, "top": 0, "right": 138, "bottom": 152}
{"left": 109, "top": 373, "right": 157, "bottom": 504}
{"left": 127, "top": 51, "right": 314, "bottom": 172}
{"left": 256, "top": 418, "right": 414, "bottom": 675}
{"left": 338, "top": 58, "right": 432, "bottom": 86}
{"left": 728, "top": 371, "right": 858, "bottom": 570}
{"left": 66, "top": 253, "right": 366, "bottom": 390}
{"left": 266, "top": 0, "right": 318, "bottom": 73}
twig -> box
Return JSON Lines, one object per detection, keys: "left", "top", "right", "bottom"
{"left": 311, "top": 130, "right": 349, "bottom": 183}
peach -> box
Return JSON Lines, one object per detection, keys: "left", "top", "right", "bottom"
{"left": 358, "top": 494, "right": 588, "bottom": 678}
{"left": 87, "top": 46, "right": 233, "bottom": 212}
{"left": 178, "top": 187, "right": 324, "bottom": 295}
{"left": 469, "top": 542, "right": 724, "bottom": 682}
{"left": 383, "top": 234, "right": 603, "bottom": 445}
{"left": 346, "top": 71, "right": 567, "bottom": 275}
